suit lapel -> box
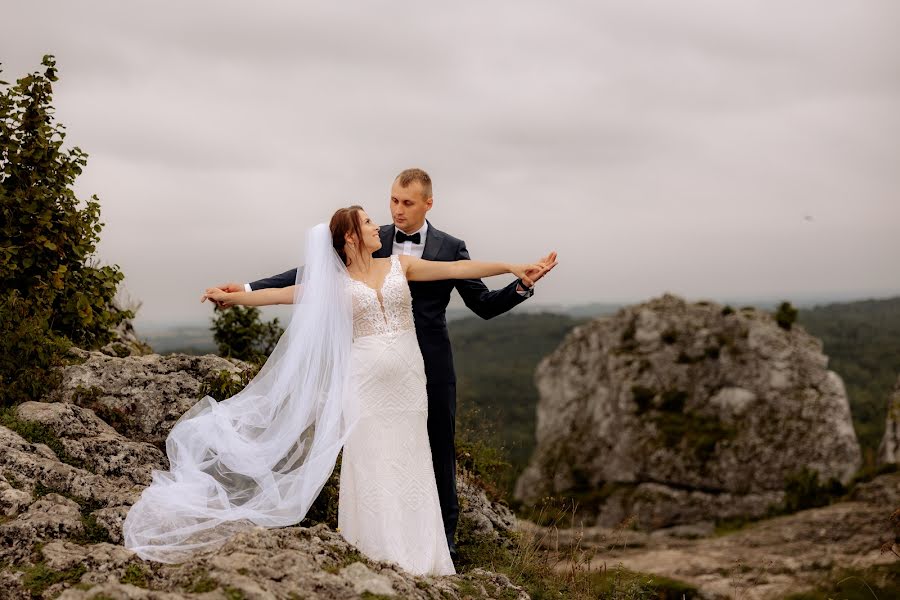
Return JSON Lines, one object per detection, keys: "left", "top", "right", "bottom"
{"left": 374, "top": 225, "right": 394, "bottom": 258}
{"left": 421, "top": 221, "right": 445, "bottom": 261}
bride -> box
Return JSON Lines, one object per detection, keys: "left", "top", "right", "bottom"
{"left": 122, "top": 205, "right": 554, "bottom": 575}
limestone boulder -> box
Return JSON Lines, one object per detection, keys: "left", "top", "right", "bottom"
{"left": 515, "top": 294, "right": 862, "bottom": 528}
{"left": 50, "top": 349, "right": 250, "bottom": 447}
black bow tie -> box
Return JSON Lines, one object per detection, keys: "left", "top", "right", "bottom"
{"left": 395, "top": 231, "right": 422, "bottom": 245}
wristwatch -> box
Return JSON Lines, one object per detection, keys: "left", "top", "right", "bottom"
{"left": 518, "top": 279, "right": 535, "bottom": 297}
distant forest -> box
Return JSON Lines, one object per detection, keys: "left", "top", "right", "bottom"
{"left": 450, "top": 297, "right": 900, "bottom": 493}
{"left": 798, "top": 297, "right": 900, "bottom": 460}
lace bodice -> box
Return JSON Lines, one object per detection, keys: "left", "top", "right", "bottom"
{"left": 348, "top": 255, "right": 415, "bottom": 340}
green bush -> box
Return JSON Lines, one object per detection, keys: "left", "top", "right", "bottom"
{"left": 199, "top": 366, "right": 260, "bottom": 401}
{"left": 0, "top": 56, "right": 129, "bottom": 407}
{"left": 775, "top": 301, "right": 798, "bottom": 330}
{"left": 0, "top": 291, "right": 68, "bottom": 406}
{"left": 210, "top": 305, "right": 283, "bottom": 363}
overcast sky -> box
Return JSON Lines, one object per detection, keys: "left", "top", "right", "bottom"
{"left": 4, "top": 1, "right": 899, "bottom": 328}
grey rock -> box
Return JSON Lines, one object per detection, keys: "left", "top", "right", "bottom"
{"left": 15, "top": 401, "right": 166, "bottom": 485}
{"left": 649, "top": 521, "right": 715, "bottom": 539}
{"left": 0, "top": 473, "right": 31, "bottom": 516}
{"left": 49, "top": 350, "right": 250, "bottom": 447}
{"left": 0, "top": 493, "right": 85, "bottom": 563}
{"left": 458, "top": 470, "right": 517, "bottom": 547}
{"left": 515, "top": 294, "right": 862, "bottom": 529}
{"left": 341, "top": 561, "right": 397, "bottom": 596}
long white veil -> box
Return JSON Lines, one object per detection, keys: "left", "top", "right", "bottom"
{"left": 123, "top": 223, "right": 356, "bottom": 563}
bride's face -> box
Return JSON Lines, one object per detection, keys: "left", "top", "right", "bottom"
{"left": 355, "top": 210, "right": 383, "bottom": 253}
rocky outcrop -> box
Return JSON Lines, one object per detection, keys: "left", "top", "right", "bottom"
{"left": 515, "top": 294, "right": 862, "bottom": 529}
{"left": 457, "top": 472, "right": 517, "bottom": 549}
{"left": 877, "top": 375, "right": 900, "bottom": 464}
{"left": 49, "top": 349, "right": 249, "bottom": 447}
{"left": 0, "top": 350, "right": 527, "bottom": 599}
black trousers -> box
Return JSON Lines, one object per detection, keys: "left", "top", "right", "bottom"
{"left": 425, "top": 381, "right": 458, "bottom": 548}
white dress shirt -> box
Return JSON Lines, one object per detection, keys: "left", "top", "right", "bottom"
{"left": 392, "top": 221, "right": 428, "bottom": 258}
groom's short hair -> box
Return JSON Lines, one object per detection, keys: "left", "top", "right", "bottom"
{"left": 395, "top": 168, "right": 432, "bottom": 200}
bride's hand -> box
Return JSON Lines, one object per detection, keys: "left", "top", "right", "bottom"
{"left": 519, "top": 252, "right": 558, "bottom": 287}
{"left": 510, "top": 263, "right": 546, "bottom": 282}
{"left": 201, "top": 287, "right": 230, "bottom": 304}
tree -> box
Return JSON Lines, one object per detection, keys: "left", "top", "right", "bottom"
{"left": 775, "top": 301, "right": 798, "bottom": 330}
{"left": 0, "top": 55, "right": 129, "bottom": 405}
{"left": 210, "top": 305, "right": 283, "bottom": 363}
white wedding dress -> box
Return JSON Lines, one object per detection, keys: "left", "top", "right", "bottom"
{"left": 339, "top": 254, "right": 455, "bottom": 576}
{"left": 123, "top": 225, "right": 454, "bottom": 576}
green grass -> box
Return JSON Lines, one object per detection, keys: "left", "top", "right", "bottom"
{"left": 22, "top": 561, "right": 88, "bottom": 597}
{"left": 0, "top": 406, "right": 86, "bottom": 470}
{"left": 322, "top": 547, "right": 366, "bottom": 575}
{"left": 188, "top": 570, "right": 218, "bottom": 593}
{"left": 455, "top": 509, "right": 696, "bottom": 600}
{"left": 223, "top": 586, "right": 247, "bottom": 600}
{"left": 120, "top": 563, "right": 150, "bottom": 588}
{"left": 784, "top": 562, "right": 900, "bottom": 599}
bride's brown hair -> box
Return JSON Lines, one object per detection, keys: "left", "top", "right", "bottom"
{"left": 330, "top": 205, "right": 366, "bottom": 266}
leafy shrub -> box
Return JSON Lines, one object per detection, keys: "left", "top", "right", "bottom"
{"left": 199, "top": 366, "right": 260, "bottom": 401}
{"left": 210, "top": 305, "right": 283, "bottom": 363}
{"left": 0, "top": 291, "right": 68, "bottom": 406}
{"left": 775, "top": 301, "right": 798, "bottom": 330}
{"left": 1, "top": 56, "right": 129, "bottom": 406}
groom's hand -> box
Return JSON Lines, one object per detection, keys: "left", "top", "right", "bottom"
{"left": 212, "top": 282, "right": 244, "bottom": 308}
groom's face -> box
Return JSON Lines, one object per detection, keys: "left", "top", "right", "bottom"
{"left": 390, "top": 179, "right": 432, "bottom": 234}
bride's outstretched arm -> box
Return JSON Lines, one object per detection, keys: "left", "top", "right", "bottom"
{"left": 400, "top": 255, "right": 555, "bottom": 283}
{"left": 201, "top": 285, "right": 297, "bottom": 306}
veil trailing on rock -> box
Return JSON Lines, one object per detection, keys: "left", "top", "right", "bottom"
{"left": 123, "top": 223, "right": 356, "bottom": 563}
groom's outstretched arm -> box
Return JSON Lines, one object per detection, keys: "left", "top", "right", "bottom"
{"left": 453, "top": 240, "right": 532, "bottom": 320}
{"left": 248, "top": 267, "right": 303, "bottom": 291}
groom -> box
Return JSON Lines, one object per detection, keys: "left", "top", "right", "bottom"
{"left": 217, "top": 168, "right": 553, "bottom": 559}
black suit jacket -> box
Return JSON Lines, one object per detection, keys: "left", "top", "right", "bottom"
{"left": 249, "top": 221, "right": 530, "bottom": 385}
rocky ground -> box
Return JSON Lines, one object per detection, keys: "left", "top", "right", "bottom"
{"left": 524, "top": 471, "right": 900, "bottom": 599}
{"left": 0, "top": 348, "right": 527, "bottom": 600}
